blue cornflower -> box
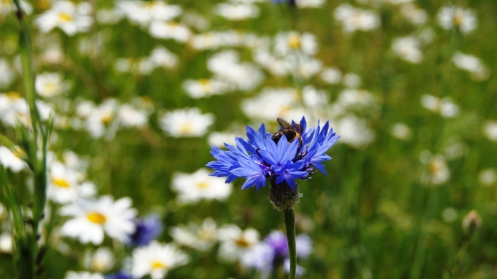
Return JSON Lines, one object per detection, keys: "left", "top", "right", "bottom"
{"left": 206, "top": 117, "right": 339, "bottom": 193}
{"left": 127, "top": 215, "right": 163, "bottom": 247}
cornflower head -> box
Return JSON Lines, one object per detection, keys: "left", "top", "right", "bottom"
{"left": 206, "top": 117, "right": 339, "bottom": 210}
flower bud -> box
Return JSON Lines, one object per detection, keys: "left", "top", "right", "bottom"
{"left": 269, "top": 179, "right": 300, "bottom": 211}
{"left": 462, "top": 210, "right": 482, "bottom": 234}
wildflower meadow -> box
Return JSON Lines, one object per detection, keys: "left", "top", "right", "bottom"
{"left": 0, "top": 0, "right": 496, "bottom": 278}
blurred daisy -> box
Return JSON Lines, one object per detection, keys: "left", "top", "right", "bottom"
{"left": 60, "top": 196, "right": 137, "bottom": 245}
{"left": 437, "top": 6, "right": 477, "bottom": 34}
{"left": 0, "top": 146, "right": 27, "bottom": 173}
{"left": 35, "top": 73, "right": 70, "bottom": 98}
{"left": 0, "top": 233, "right": 12, "bottom": 254}
{"left": 215, "top": 3, "right": 260, "bottom": 21}
{"left": 118, "top": 104, "right": 149, "bottom": 128}
{"left": 401, "top": 3, "right": 427, "bottom": 25}
{"left": 218, "top": 225, "right": 260, "bottom": 262}
{"left": 320, "top": 67, "right": 342, "bottom": 84}
{"left": 391, "top": 123, "right": 411, "bottom": 141}
{"left": 84, "top": 99, "right": 120, "bottom": 139}
{"left": 169, "top": 218, "right": 218, "bottom": 251}
{"left": 478, "top": 168, "right": 496, "bottom": 186}
{"left": 0, "top": 59, "right": 15, "bottom": 88}
{"left": 159, "top": 108, "right": 214, "bottom": 137}
{"left": 274, "top": 31, "right": 318, "bottom": 56}
{"left": 48, "top": 161, "right": 96, "bottom": 204}
{"left": 83, "top": 247, "right": 115, "bottom": 273}
{"left": 119, "top": 1, "right": 182, "bottom": 26}
{"left": 421, "top": 94, "right": 459, "bottom": 118}
{"left": 171, "top": 168, "right": 232, "bottom": 204}
{"left": 241, "top": 88, "right": 303, "bottom": 121}
{"left": 149, "top": 21, "right": 191, "bottom": 42}
{"left": 35, "top": 1, "right": 93, "bottom": 35}
{"left": 64, "top": 271, "right": 104, "bottom": 279}
{"left": 452, "top": 51, "right": 489, "bottom": 81}
{"left": 342, "top": 73, "right": 362, "bottom": 88}
{"left": 148, "top": 46, "right": 178, "bottom": 69}
{"left": 296, "top": 0, "right": 325, "bottom": 8}
{"left": 333, "top": 115, "right": 375, "bottom": 148}
{"left": 182, "top": 78, "right": 229, "bottom": 99}
{"left": 420, "top": 151, "right": 450, "bottom": 185}
{"left": 392, "top": 36, "right": 423, "bottom": 64}
{"left": 207, "top": 131, "right": 239, "bottom": 147}
{"left": 131, "top": 241, "right": 188, "bottom": 279}
{"left": 207, "top": 50, "right": 263, "bottom": 91}
{"left": 483, "top": 121, "right": 497, "bottom": 141}
{"left": 334, "top": 4, "right": 380, "bottom": 33}
{"left": 0, "top": 0, "right": 32, "bottom": 16}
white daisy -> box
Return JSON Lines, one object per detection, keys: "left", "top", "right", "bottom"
{"left": 64, "top": 271, "right": 104, "bottom": 279}
{"left": 171, "top": 168, "right": 232, "bottom": 204}
{"left": 421, "top": 94, "right": 459, "bottom": 118}
{"left": 131, "top": 241, "right": 188, "bottom": 279}
{"left": 437, "top": 6, "right": 477, "bottom": 34}
{"left": 483, "top": 121, "right": 497, "bottom": 141}
{"left": 118, "top": 104, "right": 149, "bottom": 128}
{"left": 169, "top": 218, "right": 218, "bottom": 251}
{"left": 320, "top": 67, "right": 342, "bottom": 84}
{"left": 392, "top": 36, "right": 423, "bottom": 64}
{"left": 60, "top": 196, "right": 137, "bottom": 245}
{"left": 0, "top": 59, "right": 15, "bottom": 88}
{"left": 182, "top": 78, "right": 229, "bottom": 99}
{"left": 217, "top": 225, "right": 260, "bottom": 262}
{"left": 478, "top": 168, "right": 496, "bottom": 186}
{"left": 0, "top": 146, "right": 28, "bottom": 173}
{"left": 47, "top": 161, "right": 96, "bottom": 204}
{"left": 334, "top": 4, "right": 380, "bottom": 33}
{"left": 452, "top": 51, "right": 489, "bottom": 81}
{"left": 35, "top": 72, "right": 70, "bottom": 98}
{"left": 214, "top": 3, "right": 260, "bottom": 21}
{"left": 274, "top": 31, "right": 318, "bottom": 56}
{"left": 83, "top": 247, "right": 115, "bottom": 273}
{"left": 0, "top": 232, "right": 12, "bottom": 254}
{"left": 419, "top": 151, "right": 450, "bottom": 185}
{"left": 35, "top": 1, "right": 93, "bottom": 36}
{"left": 159, "top": 108, "right": 214, "bottom": 137}
{"left": 149, "top": 21, "right": 191, "bottom": 42}
{"left": 391, "top": 123, "right": 411, "bottom": 141}
{"left": 119, "top": 1, "right": 182, "bottom": 27}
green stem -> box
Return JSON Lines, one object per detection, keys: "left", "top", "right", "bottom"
{"left": 284, "top": 208, "right": 297, "bottom": 279}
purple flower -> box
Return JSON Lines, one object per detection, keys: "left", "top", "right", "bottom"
{"left": 105, "top": 272, "right": 134, "bottom": 279}
{"left": 127, "top": 215, "right": 163, "bottom": 247}
{"left": 242, "top": 231, "right": 312, "bottom": 277}
{"left": 206, "top": 117, "right": 339, "bottom": 191}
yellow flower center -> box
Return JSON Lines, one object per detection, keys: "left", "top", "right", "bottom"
{"left": 196, "top": 181, "right": 209, "bottom": 189}
{"left": 287, "top": 34, "right": 301, "bottom": 49}
{"left": 453, "top": 11, "right": 464, "bottom": 26}
{"left": 6, "top": 91, "right": 21, "bottom": 100}
{"left": 151, "top": 260, "right": 167, "bottom": 270}
{"left": 235, "top": 237, "right": 250, "bottom": 248}
{"left": 101, "top": 114, "right": 112, "bottom": 125}
{"left": 87, "top": 212, "right": 107, "bottom": 224}
{"left": 199, "top": 79, "right": 211, "bottom": 92}
{"left": 51, "top": 177, "right": 70, "bottom": 188}
{"left": 428, "top": 161, "right": 441, "bottom": 174}
{"left": 58, "top": 12, "right": 73, "bottom": 22}
{"left": 43, "top": 82, "right": 57, "bottom": 93}
{"left": 180, "top": 123, "right": 193, "bottom": 134}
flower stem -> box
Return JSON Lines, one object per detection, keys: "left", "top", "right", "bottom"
{"left": 284, "top": 208, "right": 297, "bottom": 279}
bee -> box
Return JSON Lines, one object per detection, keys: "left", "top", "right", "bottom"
{"left": 271, "top": 118, "right": 303, "bottom": 149}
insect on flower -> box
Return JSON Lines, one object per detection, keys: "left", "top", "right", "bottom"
{"left": 206, "top": 117, "right": 340, "bottom": 197}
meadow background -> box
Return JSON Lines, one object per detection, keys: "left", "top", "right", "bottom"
{"left": 1, "top": 0, "right": 497, "bottom": 278}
